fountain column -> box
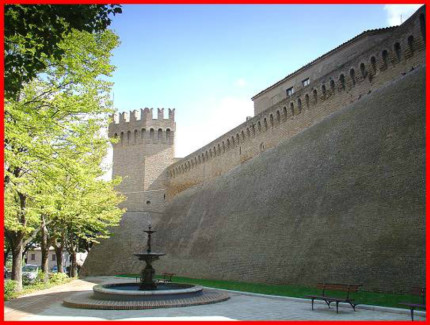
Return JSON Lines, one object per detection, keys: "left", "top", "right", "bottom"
{"left": 136, "top": 225, "right": 165, "bottom": 290}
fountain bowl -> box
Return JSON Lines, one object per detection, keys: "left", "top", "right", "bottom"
{"left": 93, "top": 282, "right": 203, "bottom": 301}
{"left": 63, "top": 281, "right": 229, "bottom": 310}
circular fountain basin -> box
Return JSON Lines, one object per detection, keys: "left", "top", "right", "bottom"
{"left": 63, "top": 282, "right": 230, "bottom": 310}
{"left": 93, "top": 282, "right": 203, "bottom": 301}
{"left": 63, "top": 226, "right": 229, "bottom": 310}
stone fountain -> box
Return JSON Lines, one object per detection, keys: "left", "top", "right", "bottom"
{"left": 63, "top": 225, "right": 229, "bottom": 310}
{"left": 135, "top": 225, "right": 165, "bottom": 290}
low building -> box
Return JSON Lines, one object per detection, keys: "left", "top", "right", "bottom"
{"left": 26, "top": 247, "right": 88, "bottom": 271}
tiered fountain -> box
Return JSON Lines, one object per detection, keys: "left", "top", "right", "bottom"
{"left": 64, "top": 225, "right": 229, "bottom": 310}
{"left": 135, "top": 225, "right": 165, "bottom": 290}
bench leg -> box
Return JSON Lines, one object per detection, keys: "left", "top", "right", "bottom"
{"left": 311, "top": 298, "right": 314, "bottom": 310}
{"left": 326, "top": 300, "right": 331, "bottom": 308}
{"left": 410, "top": 308, "right": 415, "bottom": 321}
{"left": 336, "top": 301, "right": 339, "bottom": 314}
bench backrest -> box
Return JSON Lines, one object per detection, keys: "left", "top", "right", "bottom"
{"left": 410, "top": 287, "right": 426, "bottom": 305}
{"left": 316, "top": 283, "right": 362, "bottom": 299}
{"left": 162, "top": 272, "right": 175, "bottom": 280}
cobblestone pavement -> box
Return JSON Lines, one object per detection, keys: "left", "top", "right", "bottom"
{"left": 4, "top": 276, "right": 426, "bottom": 321}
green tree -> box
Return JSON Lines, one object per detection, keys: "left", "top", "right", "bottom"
{"left": 44, "top": 121, "right": 124, "bottom": 278}
{"left": 62, "top": 176, "right": 125, "bottom": 277}
{"left": 4, "top": 4, "right": 122, "bottom": 99}
{"left": 4, "top": 29, "right": 123, "bottom": 290}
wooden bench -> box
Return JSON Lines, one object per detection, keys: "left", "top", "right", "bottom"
{"left": 305, "top": 283, "right": 362, "bottom": 313}
{"left": 399, "top": 287, "right": 426, "bottom": 321}
{"left": 157, "top": 272, "right": 175, "bottom": 283}
{"left": 134, "top": 272, "right": 176, "bottom": 284}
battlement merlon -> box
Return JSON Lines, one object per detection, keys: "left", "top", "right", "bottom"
{"left": 108, "top": 108, "right": 176, "bottom": 137}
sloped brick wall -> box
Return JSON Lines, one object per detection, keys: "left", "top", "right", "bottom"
{"left": 154, "top": 67, "right": 425, "bottom": 293}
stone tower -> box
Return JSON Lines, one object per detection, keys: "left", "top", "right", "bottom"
{"left": 108, "top": 107, "right": 176, "bottom": 220}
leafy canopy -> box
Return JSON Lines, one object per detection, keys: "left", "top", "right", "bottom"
{"left": 4, "top": 28, "right": 124, "bottom": 250}
{"left": 4, "top": 4, "right": 122, "bottom": 99}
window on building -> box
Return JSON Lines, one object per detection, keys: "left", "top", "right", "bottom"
{"left": 394, "top": 43, "right": 401, "bottom": 61}
{"left": 286, "top": 87, "right": 294, "bottom": 97}
{"left": 330, "top": 79, "right": 335, "bottom": 92}
{"left": 302, "top": 78, "right": 310, "bottom": 87}
{"left": 339, "top": 74, "right": 345, "bottom": 90}
{"left": 52, "top": 254, "right": 56, "bottom": 261}
{"left": 350, "top": 68, "right": 356, "bottom": 85}
{"left": 381, "top": 50, "right": 389, "bottom": 67}
{"left": 407, "top": 35, "right": 415, "bottom": 53}
{"left": 370, "top": 56, "right": 377, "bottom": 72}
{"left": 360, "top": 63, "right": 366, "bottom": 78}
{"left": 31, "top": 254, "right": 35, "bottom": 261}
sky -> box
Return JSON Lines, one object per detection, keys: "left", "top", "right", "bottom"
{"left": 103, "top": 4, "right": 422, "bottom": 176}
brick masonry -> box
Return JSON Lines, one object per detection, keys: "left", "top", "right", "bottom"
{"left": 63, "top": 289, "right": 230, "bottom": 310}
{"left": 166, "top": 8, "right": 425, "bottom": 198}
{"left": 81, "top": 7, "right": 425, "bottom": 293}
{"left": 154, "top": 66, "right": 425, "bottom": 293}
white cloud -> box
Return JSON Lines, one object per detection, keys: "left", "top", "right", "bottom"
{"left": 384, "top": 4, "right": 421, "bottom": 26}
{"left": 175, "top": 96, "right": 253, "bottom": 158}
{"left": 234, "top": 78, "right": 247, "bottom": 88}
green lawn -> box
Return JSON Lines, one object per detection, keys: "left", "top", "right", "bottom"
{"left": 116, "top": 274, "right": 422, "bottom": 310}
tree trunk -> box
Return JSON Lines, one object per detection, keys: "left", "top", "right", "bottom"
{"left": 40, "top": 216, "right": 49, "bottom": 282}
{"left": 54, "top": 238, "right": 64, "bottom": 273}
{"left": 11, "top": 191, "right": 27, "bottom": 291}
{"left": 70, "top": 250, "right": 77, "bottom": 277}
{"left": 11, "top": 241, "right": 23, "bottom": 291}
{"left": 22, "top": 243, "right": 32, "bottom": 258}
{"left": 4, "top": 246, "right": 10, "bottom": 266}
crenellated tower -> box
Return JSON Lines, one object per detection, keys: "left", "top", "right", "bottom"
{"left": 108, "top": 107, "right": 176, "bottom": 218}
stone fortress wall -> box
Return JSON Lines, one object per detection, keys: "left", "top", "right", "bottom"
{"left": 82, "top": 7, "right": 425, "bottom": 291}
{"left": 82, "top": 109, "right": 177, "bottom": 276}
{"left": 108, "top": 108, "right": 176, "bottom": 215}
{"left": 251, "top": 27, "right": 396, "bottom": 115}
{"left": 166, "top": 8, "right": 425, "bottom": 199}
{"left": 155, "top": 65, "right": 425, "bottom": 293}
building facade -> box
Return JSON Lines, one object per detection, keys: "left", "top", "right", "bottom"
{"left": 26, "top": 247, "right": 87, "bottom": 271}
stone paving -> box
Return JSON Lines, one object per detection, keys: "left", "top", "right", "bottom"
{"left": 4, "top": 276, "right": 426, "bottom": 321}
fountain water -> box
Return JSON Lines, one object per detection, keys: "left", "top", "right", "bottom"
{"left": 63, "top": 225, "right": 229, "bottom": 310}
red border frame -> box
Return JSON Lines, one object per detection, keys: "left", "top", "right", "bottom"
{"left": 1, "top": 1, "right": 428, "bottom": 325}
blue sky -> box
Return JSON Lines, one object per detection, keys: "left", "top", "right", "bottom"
{"left": 107, "top": 4, "right": 421, "bottom": 159}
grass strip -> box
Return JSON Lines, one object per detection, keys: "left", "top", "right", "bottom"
{"left": 116, "top": 274, "right": 422, "bottom": 310}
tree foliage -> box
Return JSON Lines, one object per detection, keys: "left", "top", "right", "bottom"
{"left": 4, "top": 4, "right": 122, "bottom": 99}
{"left": 4, "top": 28, "right": 125, "bottom": 289}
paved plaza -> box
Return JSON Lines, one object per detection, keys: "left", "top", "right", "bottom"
{"left": 4, "top": 276, "right": 426, "bottom": 321}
